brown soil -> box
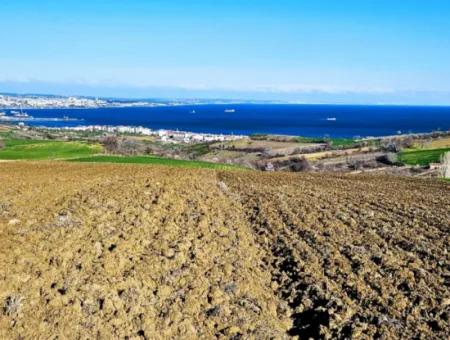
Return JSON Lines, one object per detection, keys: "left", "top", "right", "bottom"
{"left": 0, "top": 162, "right": 449, "bottom": 339}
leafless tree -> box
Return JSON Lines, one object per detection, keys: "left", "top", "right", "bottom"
{"left": 440, "top": 152, "right": 450, "bottom": 178}
{"left": 347, "top": 158, "right": 364, "bottom": 170}
{"left": 381, "top": 139, "right": 402, "bottom": 152}
{"left": 101, "top": 136, "right": 119, "bottom": 153}
{"left": 377, "top": 153, "right": 399, "bottom": 165}
{"left": 118, "top": 139, "right": 144, "bottom": 155}
{"left": 289, "top": 157, "right": 312, "bottom": 172}
{"left": 403, "top": 136, "right": 414, "bottom": 148}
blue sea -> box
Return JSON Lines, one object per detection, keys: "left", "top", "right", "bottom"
{"left": 17, "top": 104, "right": 450, "bottom": 138}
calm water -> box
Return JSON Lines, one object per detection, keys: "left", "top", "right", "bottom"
{"left": 19, "top": 104, "right": 450, "bottom": 138}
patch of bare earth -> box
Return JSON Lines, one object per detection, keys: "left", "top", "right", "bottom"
{"left": 0, "top": 162, "right": 449, "bottom": 339}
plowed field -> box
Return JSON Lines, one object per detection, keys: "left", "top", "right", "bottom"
{"left": 0, "top": 162, "right": 449, "bottom": 339}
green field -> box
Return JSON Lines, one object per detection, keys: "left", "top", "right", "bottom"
{"left": 399, "top": 148, "right": 450, "bottom": 166}
{"left": 0, "top": 137, "right": 244, "bottom": 169}
{"left": 0, "top": 139, "right": 102, "bottom": 160}
{"left": 70, "top": 155, "right": 244, "bottom": 170}
{"left": 249, "top": 134, "right": 359, "bottom": 149}
{"left": 329, "top": 138, "right": 359, "bottom": 148}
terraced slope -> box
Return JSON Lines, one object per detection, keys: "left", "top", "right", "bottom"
{"left": 0, "top": 162, "right": 449, "bottom": 339}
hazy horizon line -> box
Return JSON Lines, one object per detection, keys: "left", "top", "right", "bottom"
{"left": 1, "top": 81, "right": 450, "bottom": 106}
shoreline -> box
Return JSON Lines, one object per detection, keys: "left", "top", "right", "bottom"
{"left": 3, "top": 102, "right": 450, "bottom": 111}
{"left": 5, "top": 121, "right": 450, "bottom": 142}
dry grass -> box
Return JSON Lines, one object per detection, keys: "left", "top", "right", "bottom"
{"left": 416, "top": 136, "right": 450, "bottom": 149}
{"left": 0, "top": 125, "right": 11, "bottom": 132}
{"left": 270, "top": 146, "right": 374, "bottom": 161}
{"left": 213, "top": 138, "right": 310, "bottom": 151}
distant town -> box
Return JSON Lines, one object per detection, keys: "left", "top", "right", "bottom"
{"left": 0, "top": 93, "right": 168, "bottom": 109}
{"left": 0, "top": 93, "right": 267, "bottom": 109}
{"left": 50, "top": 125, "right": 245, "bottom": 144}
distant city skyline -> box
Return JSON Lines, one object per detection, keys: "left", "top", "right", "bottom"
{"left": 1, "top": 0, "right": 450, "bottom": 105}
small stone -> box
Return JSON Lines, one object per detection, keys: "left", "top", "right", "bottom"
{"left": 94, "top": 242, "right": 103, "bottom": 257}
{"left": 217, "top": 226, "right": 229, "bottom": 237}
{"left": 225, "top": 326, "right": 241, "bottom": 336}
{"left": 217, "top": 181, "right": 228, "bottom": 192}
{"left": 158, "top": 286, "right": 171, "bottom": 299}
{"left": 8, "top": 218, "right": 20, "bottom": 226}
{"left": 209, "top": 288, "right": 225, "bottom": 304}
{"left": 163, "top": 248, "right": 176, "bottom": 259}
{"left": 223, "top": 264, "right": 233, "bottom": 276}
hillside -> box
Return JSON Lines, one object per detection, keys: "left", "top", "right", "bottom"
{"left": 0, "top": 162, "right": 449, "bottom": 339}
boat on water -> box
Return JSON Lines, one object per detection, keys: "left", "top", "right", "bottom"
{"left": 11, "top": 106, "right": 31, "bottom": 118}
{"left": 190, "top": 110, "right": 196, "bottom": 114}
{"left": 326, "top": 117, "right": 337, "bottom": 121}
{"left": 13, "top": 112, "right": 30, "bottom": 118}
{"left": 224, "top": 109, "right": 236, "bottom": 113}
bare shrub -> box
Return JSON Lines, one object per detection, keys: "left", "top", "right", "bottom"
{"left": 265, "top": 162, "right": 275, "bottom": 172}
{"left": 101, "top": 136, "right": 145, "bottom": 155}
{"left": 381, "top": 137, "right": 414, "bottom": 152}
{"left": 289, "top": 157, "right": 312, "bottom": 172}
{"left": 117, "top": 139, "right": 144, "bottom": 155}
{"left": 3, "top": 295, "right": 23, "bottom": 316}
{"left": 101, "top": 136, "right": 119, "bottom": 153}
{"left": 363, "top": 160, "right": 380, "bottom": 169}
{"left": 403, "top": 136, "right": 415, "bottom": 148}
{"left": 377, "top": 153, "right": 400, "bottom": 165}
{"left": 382, "top": 139, "right": 402, "bottom": 152}
{"left": 347, "top": 158, "right": 364, "bottom": 170}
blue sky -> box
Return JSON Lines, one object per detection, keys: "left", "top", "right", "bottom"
{"left": 1, "top": 0, "right": 450, "bottom": 104}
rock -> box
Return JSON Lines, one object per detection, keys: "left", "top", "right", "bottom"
{"left": 8, "top": 218, "right": 20, "bottom": 226}
{"left": 94, "top": 242, "right": 103, "bottom": 257}
{"left": 217, "top": 226, "right": 229, "bottom": 237}
{"left": 223, "top": 263, "right": 233, "bottom": 276}
{"left": 158, "top": 286, "right": 171, "bottom": 299}
{"left": 217, "top": 181, "right": 228, "bottom": 192}
{"left": 224, "top": 326, "right": 241, "bottom": 336}
{"left": 163, "top": 248, "right": 176, "bottom": 259}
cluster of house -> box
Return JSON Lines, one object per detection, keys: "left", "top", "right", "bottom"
{"left": 0, "top": 95, "right": 108, "bottom": 108}
{"left": 56, "top": 125, "right": 244, "bottom": 144}
{"left": 66, "top": 125, "right": 154, "bottom": 135}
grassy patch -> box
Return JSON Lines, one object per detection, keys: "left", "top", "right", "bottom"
{"left": 69, "top": 155, "right": 245, "bottom": 170}
{"left": 294, "top": 136, "right": 325, "bottom": 144}
{"left": 329, "top": 138, "right": 359, "bottom": 148}
{"left": 182, "top": 143, "right": 212, "bottom": 158}
{"left": 4, "top": 139, "right": 52, "bottom": 147}
{"left": 295, "top": 136, "right": 358, "bottom": 149}
{"left": 250, "top": 134, "right": 359, "bottom": 149}
{"left": 399, "top": 148, "right": 450, "bottom": 166}
{"left": 0, "top": 140, "right": 102, "bottom": 160}
{"left": 0, "top": 136, "right": 243, "bottom": 170}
